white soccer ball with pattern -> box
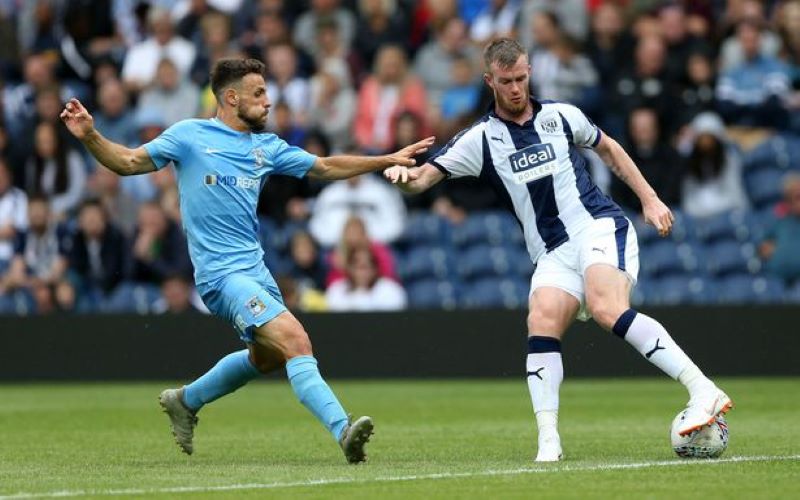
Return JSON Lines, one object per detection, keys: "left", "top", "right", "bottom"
{"left": 670, "top": 410, "right": 729, "bottom": 458}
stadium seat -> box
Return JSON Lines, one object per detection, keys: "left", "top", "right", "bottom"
{"left": 461, "top": 277, "right": 528, "bottom": 309}
{"left": 742, "top": 134, "right": 800, "bottom": 173}
{"left": 716, "top": 274, "right": 786, "bottom": 304}
{"left": 397, "top": 212, "right": 450, "bottom": 248}
{"left": 786, "top": 281, "right": 800, "bottom": 304}
{"left": 406, "top": 279, "right": 460, "bottom": 310}
{"left": 0, "top": 290, "right": 36, "bottom": 315}
{"left": 693, "top": 209, "right": 753, "bottom": 244}
{"left": 745, "top": 168, "right": 784, "bottom": 210}
{"left": 450, "top": 210, "right": 522, "bottom": 248}
{"left": 647, "top": 275, "right": 718, "bottom": 306}
{"left": 705, "top": 241, "right": 760, "bottom": 277}
{"left": 398, "top": 245, "right": 454, "bottom": 282}
{"left": 457, "top": 245, "right": 518, "bottom": 280}
{"left": 103, "top": 283, "right": 163, "bottom": 314}
{"left": 639, "top": 241, "right": 703, "bottom": 277}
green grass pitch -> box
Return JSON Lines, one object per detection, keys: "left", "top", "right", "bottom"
{"left": 0, "top": 378, "right": 797, "bottom": 499}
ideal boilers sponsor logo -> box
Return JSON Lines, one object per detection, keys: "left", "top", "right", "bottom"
{"left": 508, "top": 143, "right": 559, "bottom": 185}
{"left": 204, "top": 174, "right": 259, "bottom": 190}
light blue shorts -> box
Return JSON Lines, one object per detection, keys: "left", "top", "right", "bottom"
{"left": 197, "top": 262, "right": 286, "bottom": 343}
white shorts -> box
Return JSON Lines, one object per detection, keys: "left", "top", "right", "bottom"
{"left": 529, "top": 216, "right": 639, "bottom": 321}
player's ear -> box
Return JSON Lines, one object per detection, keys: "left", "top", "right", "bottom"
{"left": 224, "top": 88, "right": 238, "bottom": 107}
{"left": 483, "top": 72, "right": 493, "bottom": 90}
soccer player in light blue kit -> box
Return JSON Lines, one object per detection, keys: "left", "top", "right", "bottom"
{"left": 60, "top": 59, "right": 433, "bottom": 463}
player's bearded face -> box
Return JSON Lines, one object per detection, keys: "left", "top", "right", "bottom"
{"left": 235, "top": 76, "right": 270, "bottom": 131}
{"left": 237, "top": 98, "right": 268, "bottom": 131}
{"left": 488, "top": 57, "right": 531, "bottom": 117}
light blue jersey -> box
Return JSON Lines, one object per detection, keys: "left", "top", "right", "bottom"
{"left": 143, "top": 118, "right": 316, "bottom": 340}
{"left": 143, "top": 118, "right": 316, "bottom": 285}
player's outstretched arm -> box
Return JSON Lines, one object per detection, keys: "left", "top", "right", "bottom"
{"left": 384, "top": 163, "right": 445, "bottom": 194}
{"left": 594, "top": 133, "right": 674, "bottom": 237}
{"left": 60, "top": 98, "right": 156, "bottom": 176}
{"left": 308, "top": 137, "right": 435, "bottom": 181}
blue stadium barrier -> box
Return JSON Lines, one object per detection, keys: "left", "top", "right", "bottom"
{"left": 406, "top": 279, "right": 461, "bottom": 310}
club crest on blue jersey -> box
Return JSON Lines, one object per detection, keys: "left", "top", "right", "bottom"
{"left": 508, "top": 143, "right": 559, "bottom": 185}
{"left": 253, "top": 148, "right": 266, "bottom": 168}
{"left": 246, "top": 296, "right": 267, "bottom": 316}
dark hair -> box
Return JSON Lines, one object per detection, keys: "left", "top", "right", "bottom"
{"left": 31, "top": 122, "right": 69, "bottom": 196}
{"left": 209, "top": 58, "right": 266, "bottom": 100}
{"left": 483, "top": 38, "right": 527, "bottom": 71}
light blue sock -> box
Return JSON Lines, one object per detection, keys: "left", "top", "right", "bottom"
{"left": 286, "top": 355, "right": 349, "bottom": 441}
{"left": 183, "top": 349, "right": 261, "bottom": 411}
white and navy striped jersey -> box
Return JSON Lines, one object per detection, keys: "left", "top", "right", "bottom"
{"left": 429, "top": 99, "right": 625, "bottom": 263}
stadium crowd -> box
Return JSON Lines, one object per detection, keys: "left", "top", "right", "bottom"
{"left": 1, "top": 0, "right": 799, "bottom": 314}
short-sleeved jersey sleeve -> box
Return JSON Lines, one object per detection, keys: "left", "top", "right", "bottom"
{"left": 143, "top": 121, "right": 194, "bottom": 170}
{"left": 556, "top": 104, "right": 602, "bottom": 148}
{"left": 428, "top": 124, "right": 484, "bottom": 178}
{"left": 271, "top": 138, "right": 317, "bottom": 178}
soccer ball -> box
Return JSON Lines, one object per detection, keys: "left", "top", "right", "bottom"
{"left": 670, "top": 410, "right": 729, "bottom": 458}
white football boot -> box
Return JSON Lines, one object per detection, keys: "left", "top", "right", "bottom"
{"left": 676, "top": 385, "right": 733, "bottom": 437}
{"left": 159, "top": 387, "right": 198, "bottom": 455}
{"left": 535, "top": 426, "right": 563, "bottom": 462}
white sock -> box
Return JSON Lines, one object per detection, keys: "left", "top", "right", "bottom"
{"left": 526, "top": 336, "right": 563, "bottom": 432}
{"left": 613, "top": 310, "right": 713, "bottom": 398}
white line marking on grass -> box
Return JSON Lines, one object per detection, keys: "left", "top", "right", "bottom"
{"left": 2, "top": 454, "right": 798, "bottom": 499}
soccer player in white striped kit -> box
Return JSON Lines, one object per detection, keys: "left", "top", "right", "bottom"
{"left": 385, "top": 39, "right": 732, "bottom": 461}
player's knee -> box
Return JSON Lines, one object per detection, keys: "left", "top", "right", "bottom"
{"left": 527, "top": 302, "right": 561, "bottom": 333}
{"left": 588, "top": 301, "right": 624, "bottom": 331}
{"left": 283, "top": 327, "right": 313, "bottom": 358}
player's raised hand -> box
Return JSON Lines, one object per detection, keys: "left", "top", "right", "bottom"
{"left": 384, "top": 165, "right": 421, "bottom": 184}
{"left": 643, "top": 197, "right": 674, "bottom": 237}
{"left": 59, "top": 98, "right": 95, "bottom": 140}
{"left": 386, "top": 136, "right": 436, "bottom": 167}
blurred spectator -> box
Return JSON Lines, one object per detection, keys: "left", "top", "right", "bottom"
{"left": 152, "top": 273, "right": 207, "bottom": 314}
{"left": 93, "top": 79, "right": 137, "bottom": 147}
{"left": 0, "top": 158, "right": 27, "bottom": 272}
{"left": 17, "top": 1, "right": 61, "bottom": 55}
{"left": 265, "top": 43, "right": 310, "bottom": 128}
{"left": 120, "top": 107, "right": 168, "bottom": 203}
{"left": 22, "top": 122, "right": 87, "bottom": 220}
{"left": 310, "top": 173, "right": 407, "bottom": 247}
{"left": 413, "top": 17, "right": 478, "bottom": 108}
{"left": 139, "top": 58, "right": 201, "bottom": 126}
{"left": 59, "top": 0, "right": 130, "bottom": 83}
{"left": 276, "top": 274, "right": 327, "bottom": 312}
{"left": 313, "top": 16, "right": 362, "bottom": 84}
{"left": 657, "top": 2, "right": 706, "bottom": 83}
{"left": 324, "top": 214, "right": 397, "bottom": 286}
{"left": 679, "top": 112, "right": 749, "bottom": 218}
{"left": 470, "top": 0, "right": 521, "bottom": 44}
{"left": 585, "top": 2, "right": 632, "bottom": 97}
{"left": 130, "top": 201, "right": 192, "bottom": 285}
{"left": 86, "top": 165, "right": 139, "bottom": 237}
{"left": 439, "top": 55, "right": 480, "bottom": 124}
{"left": 1, "top": 195, "right": 69, "bottom": 314}
{"left": 63, "top": 199, "right": 128, "bottom": 310}
{"left": 518, "top": 0, "right": 588, "bottom": 51}
{"left": 760, "top": 173, "right": 800, "bottom": 283}
{"left": 718, "top": 0, "right": 781, "bottom": 72}
{"left": 308, "top": 60, "right": 356, "bottom": 152}
{"left": 325, "top": 246, "right": 406, "bottom": 311}
{"left": 354, "top": 45, "right": 428, "bottom": 152}
{"left": 611, "top": 108, "right": 683, "bottom": 213}
{"left": 190, "top": 12, "right": 237, "bottom": 87}
{"left": 716, "top": 20, "right": 791, "bottom": 129}
{"left": 354, "top": 0, "right": 408, "bottom": 69}
{"left": 777, "top": 0, "right": 800, "bottom": 132}
{"left": 293, "top": 0, "right": 357, "bottom": 58}
{"left": 530, "top": 34, "right": 600, "bottom": 114}
{"left": 0, "top": 1, "right": 19, "bottom": 78}
{"left": 526, "top": 10, "right": 563, "bottom": 62}
{"left": 121, "top": 7, "right": 196, "bottom": 92}
{"left": 609, "top": 35, "right": 678, "bottom": 138}
{"left": 288, "top": 229, "right": 328, "bottom": 290}
{"left": 270, "top": 101, "right": 306, "bottom": 146}
{"left": 676, "top": 50, "right": 717, "bottom": 127}
{"left": 242, "top": 9, "right": 292, "bottom": 55}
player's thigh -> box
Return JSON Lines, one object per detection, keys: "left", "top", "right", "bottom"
{"left": 584, "top": 264, "right": 633, "bottom": 331}
{"left": 250, "top": 310, "right": 313, "bottom": 361}
{"left": 527, "top": 287, "right": 580, "bottom": 338}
